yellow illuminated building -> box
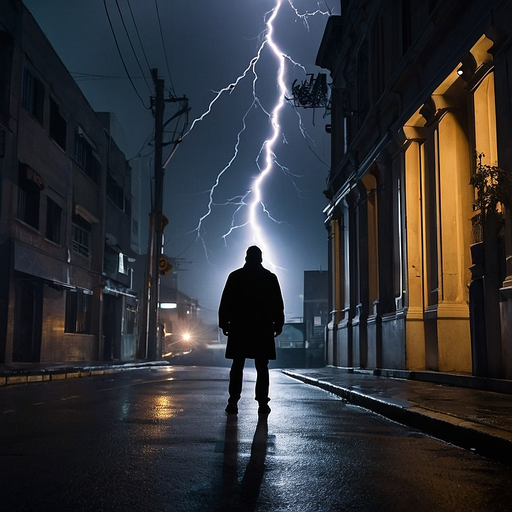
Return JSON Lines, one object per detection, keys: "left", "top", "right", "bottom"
{"left": 317, "top": 1, "right": 512, "bottom": 378}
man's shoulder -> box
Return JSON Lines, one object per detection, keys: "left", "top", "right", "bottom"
{"left": 240, "top": 266, "right": 277, "bottom": 280}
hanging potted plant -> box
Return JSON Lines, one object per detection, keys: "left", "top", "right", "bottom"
{"left": 469, "top": 153, "right": 512, "bottom": 268}
{"left": 470, "top": 153, "right": 512, "bottom": 241}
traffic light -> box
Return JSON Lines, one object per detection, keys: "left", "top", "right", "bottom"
{"left": 159, "top": 256, "right": 173, "bottom": 276}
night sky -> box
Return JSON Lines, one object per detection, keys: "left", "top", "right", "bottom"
{"left": 23, "top": 0, "right": 335, "bottom": 324}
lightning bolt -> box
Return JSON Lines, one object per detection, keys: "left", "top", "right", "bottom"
{"left": 286, "top": 0, "right": 332, "bottom": 28}
{"left": 183, "top": 0, "right": 329, "bottom": 269}
{"left": 248, "top": 0, "right": 288, "bottom": 266}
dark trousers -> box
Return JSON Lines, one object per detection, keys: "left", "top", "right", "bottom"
{"left": 228, "top": 357, "right": 270, "bottom": 405}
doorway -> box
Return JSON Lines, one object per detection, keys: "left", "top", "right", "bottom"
{"left": 13, "top": 277, "right": 43, "bottom": 362}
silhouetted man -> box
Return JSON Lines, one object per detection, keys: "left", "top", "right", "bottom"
{"left": 219, "top": 246, "right": 284, "bottom": 415}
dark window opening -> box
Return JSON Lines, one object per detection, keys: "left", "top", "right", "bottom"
{"left": 72, "top": 213, "right": 91, "bottom": 257}
{"left": 75, "top": 132, "right": 100, "bottom": 184}
{"left": 107, "top": 173, "right": 125, "bottom": 210}
{"left": 104, "top": 243, "right": 118, "bottom": 275}
{"left": 0, "top": 31, "right": 14, "bottom": 118}
{"left": 50, "top": 97, "right": 67, "bottom": 150}
{"left": 65, "top": 289, "right": 92, "bottom": 334}
{"left": 46, "top": 198, "right": 62, "bottom": 244}
{"left": 17, "top": 164, "right": 42, "bottom": 229}
{"left": 22, "top": 67, "right": 44, "bottom": 125}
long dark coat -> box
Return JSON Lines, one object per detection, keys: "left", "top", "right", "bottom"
{"left": 219, "top": 262, "right": 284, "bottom": 360}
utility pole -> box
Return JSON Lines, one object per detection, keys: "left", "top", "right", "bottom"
{"left": 146, "top": 68, "right": 165, "bottom": 360}
{"left": 142, "top": 69, "right": 189, "bottom": 361}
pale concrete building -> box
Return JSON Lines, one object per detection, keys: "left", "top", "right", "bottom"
{"left": 0, "top": 1, "right": 137, "bottom": 363}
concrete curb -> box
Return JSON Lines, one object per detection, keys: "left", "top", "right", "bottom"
{"left": 283, "top": 369, "right": 512, "bottom": 468}
{"left": 0, "top": 361, "right": 171, "bottom": 387}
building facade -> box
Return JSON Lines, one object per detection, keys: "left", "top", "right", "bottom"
{"left": 318, "top": 0, "right": 512, "bottom": 378}
{"left": 0, "top": 1, "right": 137, "bottom": 364}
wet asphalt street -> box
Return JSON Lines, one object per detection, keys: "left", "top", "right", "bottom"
{"left": 1, "top": 366, "right": 512, "bottom": 512}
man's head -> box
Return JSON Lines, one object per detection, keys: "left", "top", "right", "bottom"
{"left": 245, "top": 245, "right": 262, "bottom": 264}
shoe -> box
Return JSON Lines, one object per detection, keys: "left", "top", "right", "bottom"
{"left": 258, "top": 404, "right": 271, "bottom": 415}
{"left": 225, "top": 403, "right": 238, "bottom": 414}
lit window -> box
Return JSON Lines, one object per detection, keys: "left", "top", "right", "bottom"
{"left": 118, "top": 252, "right": 128, "bottom": 275}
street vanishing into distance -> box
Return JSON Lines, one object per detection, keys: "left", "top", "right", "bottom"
{"left": 1, "top": 366, "right": 512, "bottom": 512}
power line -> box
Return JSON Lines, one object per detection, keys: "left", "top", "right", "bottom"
{"left": 154, "top": 0, "right": 176, "bottom": 97}
{"left": 113, "top": 0, "right": 153, "bottom": 94}
{"left": 103, "top": 0, "right": 150, "bottom": 109}
{"left": 126, "top": 0, "right": 153, "bottom": 74}
{"left": 128, "top": 130, "right": 155, "bottom": 161}
{"left": 71, "top": 71, "right": 143, "bottom": 81}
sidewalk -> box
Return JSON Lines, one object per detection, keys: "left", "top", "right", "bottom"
{"left": 283, "top": 367, "right": 512, "bottom": 467}
{"left": 0, "top": 360, "right": 171, "bottom": 386}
